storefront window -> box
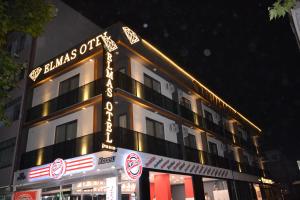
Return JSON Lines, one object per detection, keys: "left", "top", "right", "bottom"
{"left": 149, "top": 172, "right": 194, "bottom": 200}
{"left": 40, "top": 173, "right": 138, "bottom": 200}
{"left": 203, "top": 177, "right": 230, "bottom": 200}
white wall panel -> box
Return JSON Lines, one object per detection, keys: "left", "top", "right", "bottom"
{"left": 207, "top": 136, "right": 224, "bottom": 157}
{"left": 132, "top": 104, "right": 177, "bottom": 143}
{"left": 26, "top": 106, "right": 94, "bottom": 152}
{"left": 32, "top": 61, "right": 94, "bottom": 106}
{"left": 201, "top": 103, "right": 221, "bottom": 125}
{"left": 131, "top": 58, "right": 173, "bottom": 99}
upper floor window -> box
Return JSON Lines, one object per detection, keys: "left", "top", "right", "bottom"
{"left": 55, "top": 120, "right": 77, "bottom": 144}
{"left": 146, "top": 117, "right": 164, "bottom": 139}
{"left": 208, "top": 142, "right": 218, "bottom": 155}
{"left": 0, "top": 138, "right": 15, "bottom": 168}
{"left": 59, "top": 74, "right": 79, "bottom": 95}
{"left": 180, "top": 97, "right": 192, "bottom": 110}
{"left": 4, "top": 97, "right": 21, "bottom": 122}
{"left": 184, "top": 133, "right": 197, "bottom": 149}
{"left": 204, "top": 110, "right": 213, "bottom": 122}
{"left": 144, "top": 74, "right": 161, "bottom": 93}
{"left": 118, "top": 114, "right": 127, "bottom": 129}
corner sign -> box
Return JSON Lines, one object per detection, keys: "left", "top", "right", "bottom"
{"left": 122, "top": 27, "right": 140, "bottom": 45}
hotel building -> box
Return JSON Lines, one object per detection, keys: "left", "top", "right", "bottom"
{"left": 13, "top": 23, "right": 272, "bottom": 200}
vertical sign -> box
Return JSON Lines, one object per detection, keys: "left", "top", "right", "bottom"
{"left": 101, "top": 48, "right": 116, "bottom": 151}
{"left": 106, "top": 177, "right": 118, "bottom": 200}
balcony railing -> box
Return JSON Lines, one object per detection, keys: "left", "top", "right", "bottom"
{"left": 26, "top": 78, "right": 104, "bottom": 122}
{"left": 115, "top": 72, "right": 178, "bottom": 114}
{"left": 20, "top": 127, "right": 262, "bottom": 176}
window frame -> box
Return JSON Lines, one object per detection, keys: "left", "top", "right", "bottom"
{"left": 180, "top": 97, "right": 192, "bottom": 110}
{"left": 143, "top": 73, "right": 161, "bottom": 94}
{"left": 208, "top": 141, "right": 218, "bottom": 155}
{"left": 55, "top": 120, "right": 78, "bottom": 144}
{"left": 146, "top": 117, "right": 165, "bottom": 139}
{"left": 58, "top": 74, "right": 80, "bottom": 95}
{"left": 118, "top": 113, "right": 128, "bottom": 129}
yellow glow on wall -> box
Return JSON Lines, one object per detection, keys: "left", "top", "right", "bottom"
{"left": 42, "top": 102, "right": 49, "bottom": 117}
{"left": 200, "top": 151, "right": 205, "bottom": 164}
{"left": 36, "top": 149, "right": 44, "bottom": 166}
{"left": 136, "top": 83, "right": 142, "bottom": 98}
{"left": 141, "top": 39, "right": 261, "bottom": 133}
{"left": 81, "top": 137, "right": 88, "bottom": 155}
{"left": 238, "top": 163, "right": 242, "bottom": 173}
{"left": 82, "top": 86, "right": 90, "bottom": 101}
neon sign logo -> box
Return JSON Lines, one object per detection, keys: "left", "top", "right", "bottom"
{"left": 124, "top": 152, "right": 143, "bottom": 180}
{"left": 49, "top": 158, "right": 66, "bottom": 179}
{"left": 29, "top": 67, "right": 42, "bottom": 81}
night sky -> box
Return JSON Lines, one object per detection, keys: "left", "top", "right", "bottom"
{"left": 63, "top": 0, "right": 300, "bottom": 159}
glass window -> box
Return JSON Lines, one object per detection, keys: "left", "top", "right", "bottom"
{"left": 144, "top": 74, "right": 161, "bottom": 93}
{"left": 119, "top": 114, "right": 127, "bottom": 128}
{"left": 59, "top": 74, "right": 79, "bottom": 95}
{"left": 55, "top": 120, "right": 77, "bottom": 143}
{"left": 204, "top": 110, "right": 213, "bottom": 122}
{"left": 184, "top": 134, "right": 197, "bottom": 149}
{"left": 146, "top": 118, "right": 165, "bottom": 139}
{"left": 208, "top": 142, "right": 218, "bottom": 155}
{"left": 180, "top": 97, "right": 192, "bottom": 110}
{"left": 0, "top": 138, "right": 15, "bottom": 168}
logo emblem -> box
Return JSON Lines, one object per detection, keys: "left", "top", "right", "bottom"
{"left": 124, "top": 152, "right": 143, "bottom": 180}
{"left": 49, "top": 158, "right": 66, "bottom": 179}
{"left": 17, "top": 194, "right": 33, "bottom": 200}
{"left": 122, "top": 27, "right": 140, "bottom": 44}
{"left": 29, "top": 67, "right": 42, "bottom": 81}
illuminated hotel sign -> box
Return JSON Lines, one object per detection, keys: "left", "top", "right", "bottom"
{"left": 101, "top": 39, "right": 117, "bottom": 151}
{"left": 28, "top": 31, "right": 118, "bottom": 82}
{"left": 258, "top": 177, "right": 274, "bottom": 184}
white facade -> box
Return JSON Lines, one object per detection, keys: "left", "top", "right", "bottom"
{"left": 131, "top": 58, "right": 174, "bottom": 99}
{"left": 32, "top": 61, "right": 94, "bottom": 106}
{"left": 201, "top": 103, "right": 221, "bottom": 125}
{"left": 26, "top": 106, "right": 94, "bottom": 152}
{"left": 132, "top": 103, "right": 177, "bottom": 143}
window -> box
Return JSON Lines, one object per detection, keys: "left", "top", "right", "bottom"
{"left": 59, "top": 74, "right": 79, "bottom": 95}
{"left": 0, "top": 138, "right": 15, "bottom": 168}
{"left": 184, "top": 134, "right": 197, "bottom": 149}
{"left": 4, "top": 97, "right": 21, "bottom": 121}
{"left": 208, "top": 142, "right": 218, "bottom": 155}
{"left": 144, "top": 74, "right": 161, "bottom": 93}
{"left": 146, "top": 118, "right": 164, "bottom": 139}
{"left": 204, "top": 110, "right": 213, "bottom": 122}
{"left": 55, "top": 120, "right": 77, "bottom": 143}
{"left": 180, "top": 97, "right": 192, "bottom": 110}
{"left": 118, "top": 114, "right": 127, "bottom": 128}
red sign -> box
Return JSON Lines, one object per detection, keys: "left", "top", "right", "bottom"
{"left": 13, "top": 190, "right": 40, "bottom": 200}
{"left": 124, "top": 152, "right": 143, "bottom": 180}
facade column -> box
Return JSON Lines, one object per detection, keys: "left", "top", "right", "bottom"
{"left": 139, "top": 169, "right": 150, "bottom": 200}
{"left": 154, "top": 173, "right": 172, "bottom": 200}
{"left": 192, "top": 175, "right": 205, "bottom": 200}
{"left": 184, "top": 177, "right": 195, "bottom": 200}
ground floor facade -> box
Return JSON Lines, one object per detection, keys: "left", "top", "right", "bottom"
{"left": 12, "top": 148, "right": 275, "bottom": 200}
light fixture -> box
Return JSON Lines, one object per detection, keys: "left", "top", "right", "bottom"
{"left": 89, "top": 58, "right": 94, "bottom": 62}
{"left": 82, "top": 107, "right": 86, "bottom": 110}
{"left": 153, "top": 68, "right": 157, "bottom": 71}
{"left": 49, "top": 79, "right": 53, "bottom": 82}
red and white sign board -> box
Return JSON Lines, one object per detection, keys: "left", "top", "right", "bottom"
{"left": 116, "top": 148, "right": 254, "bottom": 181}
{"left": 124, "top": 152, "right": 143, "bottom": 180}
{"left": 29, "top": 155, "right": 95, "bottom": 182}
{"left": 13, "top": 190, "right": 41, "bottom": 200}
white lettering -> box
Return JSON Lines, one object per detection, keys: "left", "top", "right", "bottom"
{"left": 71, "top": 49, "right": 77, "bottom": 60}
{"left": 79, "top": 44, "right": 87, "bottom": 55}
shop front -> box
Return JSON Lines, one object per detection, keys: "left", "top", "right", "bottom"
{"left": 13, "top": 148, "right": 261, "bottom": 200}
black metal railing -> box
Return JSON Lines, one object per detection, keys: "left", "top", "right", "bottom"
{"left": 26, "top": 78, "right": 104, "bottom": 122}
{"left": 20, "top": 127, "right": 262, "bottom": 176}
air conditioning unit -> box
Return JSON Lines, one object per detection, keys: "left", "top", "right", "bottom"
{"left": 165, "top": 82, "right": 175, "bottom": 93}
{"left": 169, "top": 123, "right": 179, "bottom": 133}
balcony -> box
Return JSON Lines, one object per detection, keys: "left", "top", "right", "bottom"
{"left": 20, "top": 127, "right": 262, "bottom": 176}
{"left": 115, "top": 72, "right": 178, "bottom": 114}
{"left": 26, "top": 79, "right": 103, "bottom": 122}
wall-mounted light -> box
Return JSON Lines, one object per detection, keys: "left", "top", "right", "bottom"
{"left": 153, "top": 68, "right": 157, "bottom": 72}
{"left": 89, "top": 59, "right": 94, "bottom": 62}
{"left": 49, "top": 79, "right": 53, "bottom": 82}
